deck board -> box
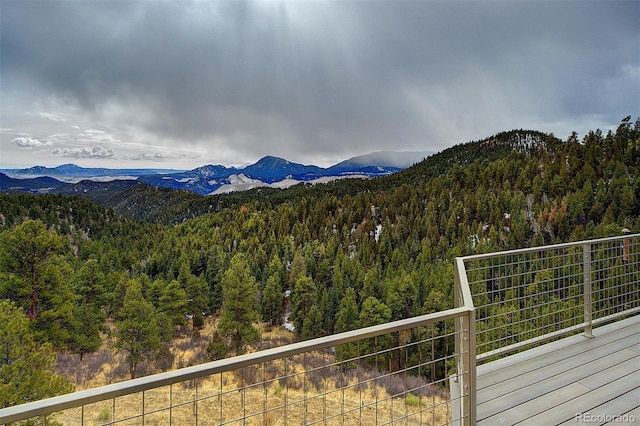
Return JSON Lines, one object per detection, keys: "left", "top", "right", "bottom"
{"left": 604, "top": 406, "right": 640, "bottom": 425}
{"left": 576, "top": 352, "right": 640, "bottom": 390}
{"left": 477, "top": 315, "right": 640, "bottom": 426}
{"left": 477, "top": 320, "right": 639, "bottom": 388}
{"left": 559, "top": 389, "right": 640, "bottom": 425}
{"left": 628, "top": 342, "right": 640, "bottom": 354}
{"left": 535, "top": 369, "right": 640, "bottom": 425}
{"left": 477, "top": 343, "right": 638, "bottom": 404}
{"left": 480, "top": 382, "right": 590, "bottom": 425}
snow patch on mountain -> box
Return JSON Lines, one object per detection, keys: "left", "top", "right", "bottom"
{"left": 212, "top": 174, "right": 370, "bottom": 195}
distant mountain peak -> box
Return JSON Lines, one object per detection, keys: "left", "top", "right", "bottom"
{"left": 2, "top": 150, "right": 427, "bottom": 196}
{"left": 190, "top": 164, "right": 235, "bottom": 178}
{"left": 333, "top": 151, "right": 432, "bottom": 169}
{"left": 241, "top": 156, "right": 323, "bottom": 183}
{"left": 252, "top": 156, "right": 292, "bottom": 168}
{"left": 53, "top": 164, "right": 86, "bottom": 174}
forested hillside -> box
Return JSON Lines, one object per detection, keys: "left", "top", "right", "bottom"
{"left": 1, "top": 117, "right": 638, "bottom": 403}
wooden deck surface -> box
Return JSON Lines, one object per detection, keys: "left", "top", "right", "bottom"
{"left": 476, "top": 315, "right": 640, "bottom": 425}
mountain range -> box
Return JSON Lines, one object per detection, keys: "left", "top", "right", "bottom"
{"left": 0, "top": 151, "right": 430, "bottom": 196}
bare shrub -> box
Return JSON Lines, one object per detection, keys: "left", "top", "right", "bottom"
{"left": 105, "top": 357, "right": 130, "bottom": 383}
{"left": 285, "top": 372, "right": 305, "bottom": 391}
{"left": 301, "top": 352, "right": 328, "bottom": 370}
{"left": 134, "top": 360, "right": 154, "bottom": 378}
{"left": 434, "top": 384, "right": 449, "bottom": 400}
{"left": 278, "top": 362, "right": 305, "bottom": 391}
{"left": 334, "top": 368, "right": 358, "bottom": 390}
{"left": 252, "top": 340, "right": 272, "bottom": 351}
{"left": 264, "top": 362, "right": 282, "bottom": 383}
{"left": 57, "top": 351, "right": 116, "bottom": 387}
{"left": 86, "top": 349, "right": 112, "bottom": 376}
{"left": 235, "top": 365, "right": 262, "bottom": 387}
{"left": 376, "top": 372, "right": 407, "bottom": 397}
{"left": 175, "top": 353, "right": 187, "bottom": 369}
{"left": 278, "top": 375, "right": 288, "bottom": 390}
{"left": 404, "top": 374, "right": 434, "bottom": 398}
{"left": 55, "top": 352, "right": 79, "bottom": 380}
{"left": 333, "top": 370, "right": 348, "bottom": 390}
{"left": 307, "top": 364, "right": 334, "bottom": 391}
{"left": 254, "top": 334, "right": 297, "bottom": 351}
{"left": 179, "top": 377, "right": 204, "bottom": 390}
{"left": 353, "top": 367, "right": 379, "bottom": 393}
{"left": 175, "top": 338, "right": 200, "bottom": 353}
{"left": 359, "top": 368, "right": 450, "bottom": 401}
{"left": 188, "top": 347, "right": 210, "bottom": 366}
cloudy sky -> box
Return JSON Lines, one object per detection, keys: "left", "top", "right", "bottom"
{"left": 1, "top": 1, "right": 638, "bottom": 169}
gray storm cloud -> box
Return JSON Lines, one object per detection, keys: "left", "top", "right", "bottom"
{"left": 1, "top": 1, "right": 638, "bottom": 167}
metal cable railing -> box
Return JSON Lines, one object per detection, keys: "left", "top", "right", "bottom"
{"left": 0, "top": 307, "right": 474, "bottom": 426}
{"left": 456, "top": 233, "right": 640, "bottom": 363}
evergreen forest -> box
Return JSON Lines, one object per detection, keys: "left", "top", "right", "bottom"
{"left": 1, "top": 117, "right": 639, "bottom": 407}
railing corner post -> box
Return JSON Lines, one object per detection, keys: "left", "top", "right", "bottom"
{"left": 583, "top": 242, "right": 593, "bottom": 338}
{"left": 454, "top": 258, "right": 476, "bottom": 426}
{"left": 457, "top": 308, "right": 477, "bottom": 426}
{"left": 467, "top": 308, "right": 477, "bottom": 426}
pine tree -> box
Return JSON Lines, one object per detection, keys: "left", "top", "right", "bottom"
{"left": 358, "top": 296, "right": 392, "bottom": 366}
{"left": 114, "top": 280, "right": 161, "bottom": 379}
{"left": 218, "top": 253, "right": 260, "bottom": 355}
{"left": 291, "top": 274, "right": 317, "bottom": 332}
{"left": 68, "top": 303, "right": 104, "bottom": 361}
{"left": 334, "top": 287, "right": 360, "bottom": 368}
{"left": 157, "top": 279, "right": 188, "bottom": 331}
{"left": 207, "top": 330, "right": 229, "bottom": 361}
{"left": 359, "top": 296, "right": 392, "bottom": 328}
{"left": 288, "top": 252, "right": 307, "bottom": 288}
{"left": 335, "top": 287, "right": 359, "bottom": 333}
{"left": 184, "top": 274, "right": 209, "bottom": 330}
{"left": 0, "top": 220, "right": 63, "bottom": 321}
{"left": 267, "top": 252, "right": 285, "bottom": 281}
{"left": 205, "top": 248, "right": 226, "bottom": 313}
{"left": 300, "top": 304, "right": 324, "bottom": 340}
{"left": 68, "top": 259, "right": 107, "bottom": 360}
{"left": 0, "top": 220, "right": 74, "bottom": 348}
{"left": 262, "top": 273, "right": 283, "bottom": 326}
{"left": 0, "top": 300, "right": 73, "bottom": 408}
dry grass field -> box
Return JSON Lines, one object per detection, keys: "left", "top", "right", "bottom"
{"left": 53, "top": 320, "right": 452, "bottom": 425}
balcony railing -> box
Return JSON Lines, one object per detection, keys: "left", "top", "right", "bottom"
{"left": 0, "top": 308, "right": 474, "bottom": 425}
{"left": 457, "top": 233, "right": 640, "bottom": 362}
{"left": 1, "top": 234, "right": 638, "bottom": 425}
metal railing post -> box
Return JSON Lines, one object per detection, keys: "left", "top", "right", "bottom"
{"left": 460, "top": 313, "right": 470, "bottom": 426}
{"left": 453, "top": 259, "right": 463, "bottom": 426}
{"left": 461, "top": 308, "right": 476, "bottom": 426}
{"left": 583, "top": 243, "right": 593, "bottom": 338}
{"left": 455, "top": 258, "right": 476, "bottom": 426}
{"left": 468, "top": 307, "right": 476, "bottom": 425}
